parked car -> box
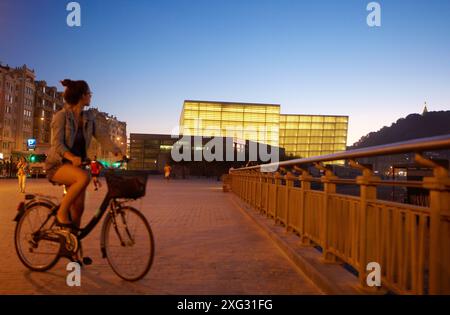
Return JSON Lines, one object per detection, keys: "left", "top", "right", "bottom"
{"left": 29, "top": 163, "right": 47, "bottom": 178}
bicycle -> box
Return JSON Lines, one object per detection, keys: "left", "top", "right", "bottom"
{"left": 13, "top": 159, "right": 155, "bottom": 281}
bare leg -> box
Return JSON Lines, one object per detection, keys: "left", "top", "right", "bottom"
{"left": 22, "top": 175, "right": 26, "bottom": 192}
{"left": 70, "top": 189, "right": 86, "bottom": 228}
{"left": 51, "top": 164, "right": 90, "bottom": 224}
{"left": 93, "top": 177, "right": 100, "bottom": 190}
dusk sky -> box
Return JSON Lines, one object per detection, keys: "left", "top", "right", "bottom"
{"left": 1, "top": 0, "right": 449, "bottom": 145}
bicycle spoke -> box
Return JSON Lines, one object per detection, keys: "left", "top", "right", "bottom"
{"left": 105, "top": 207, "right": 154, "bottom": 281}
{"left": 26, "top": 212, "right": 35, "bottom": 234}
{"left": 130, "top": 214, "right": 139, "bottom": 240}
{"left": 33, "top": 253, "right": 58, "bottom": 256}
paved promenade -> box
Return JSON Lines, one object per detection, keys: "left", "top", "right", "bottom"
{"left": 0, "top": 177, "right": 320, "bottom": 294}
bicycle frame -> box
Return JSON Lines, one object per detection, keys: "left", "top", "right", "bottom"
{"left": 16, "top": 190, "right": 121, "bottom": 241}
{"left": 78, "top": 192, "right": 115, "bottom": 240}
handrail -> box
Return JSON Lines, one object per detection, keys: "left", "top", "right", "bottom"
{"left": 230, "top": 134, "right": 450, "bottom": 172}
{"left": 228, "top": 134, "right": 450, "bottom": 294}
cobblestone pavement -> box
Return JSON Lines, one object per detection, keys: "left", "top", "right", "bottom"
{"left": 0, "top": 177, "right": 320, "bottom": 294}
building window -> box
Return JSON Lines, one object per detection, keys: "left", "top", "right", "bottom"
{"left": 5, "top": 94, "right": 13, "bottom": 103}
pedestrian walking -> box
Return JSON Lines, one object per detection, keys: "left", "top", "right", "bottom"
{"left": 90, "top": 156, "right": 103, "bottom": 191}
{"left": 17, "top": 156, "right": 28, "bottom": 193}
{"left": 164, "top": 163, "right": 172, "bottom": 181}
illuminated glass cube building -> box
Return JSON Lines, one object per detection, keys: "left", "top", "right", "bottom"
{"left": 179, "top": 100, "right": 348, "bottom": 159}
{"left": 179, "top": 100, "right": 280, "bottom": 147}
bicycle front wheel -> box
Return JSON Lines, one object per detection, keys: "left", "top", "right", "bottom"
{"left": 103, "top": 206, "right": 155, "bottom": 281}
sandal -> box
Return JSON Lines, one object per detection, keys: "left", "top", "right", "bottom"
{"left": 55, "top": 216, "right": 79, "bottom": 232}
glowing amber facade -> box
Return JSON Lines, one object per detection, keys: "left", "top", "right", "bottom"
{"left": 180, "top": 101, "right": 280, "bottom": 147}
{"left": 280, "top": 114, "right": 348, "bottom": 158}
{"left": 179, "top": 100, "right": 349, "bottom": 158}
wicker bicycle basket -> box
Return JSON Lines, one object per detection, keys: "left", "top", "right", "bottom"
{"left": 105, "top": 170, "right": 148, "bottom": 199}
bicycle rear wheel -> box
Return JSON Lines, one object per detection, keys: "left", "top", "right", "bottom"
{"left": 15, "top": 202, "right": 61, "bottom": 271}
{"left": 103, "top": 206, "right": 154, "bottom": 281}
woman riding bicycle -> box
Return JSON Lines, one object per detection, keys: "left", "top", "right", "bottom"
{"left": 45, "top": 79, "right": 122, "bottom": 229}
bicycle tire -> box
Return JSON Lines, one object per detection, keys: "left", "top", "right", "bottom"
{"left": 102, "top": 206, "right": 155, "bottom": 281}
{"left": 14, "top": 202, "right": 61, "bottom": 272}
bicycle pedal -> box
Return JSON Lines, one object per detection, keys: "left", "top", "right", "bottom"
{"left": 53, "top": 229, "right": 79, "bottom": 253}
{"left": 82, "top": 257, "right": 93, "bottom": 265}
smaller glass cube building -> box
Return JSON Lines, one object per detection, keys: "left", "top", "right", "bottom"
{"left": 279, "top": 114, "right": 348, "bottom": 158}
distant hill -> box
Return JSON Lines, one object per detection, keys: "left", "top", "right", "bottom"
{"left": 350, "top": 110, "right": 450, "bottom": 149}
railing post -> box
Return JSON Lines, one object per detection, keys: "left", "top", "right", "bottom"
{"left": 242, "top": 171, "right": 246, "bottom": 201}
{"left": 247, "top": 170, "right": 253, "bottom": 206}
{"left": 262, "top": 172, "right": 270, "bottom": 216}
{"left": 285, "top": 171, "right": 295, "bottom": 232}
{"left": 315, "top": 163, "right": 340, "bottom": 263}
{"left": 274, "top": 172, "right": 282, "bottom": 223}
{"left": 295, "top": 166, "right": 313, "bottom": 246}
{"left": 239, "top": 172, "right": 242, "bottom": 196}
{"left": 416, "top": 153, "right": 450, "bottom": 294}
{"left": 244, "top": 171, "right": 249, "bottom": 202}
{"left": 256, "top": 171, "right": 263, "bottom": 213}
{"left": 352, "top": 160, "right": 380, "bottom": 288}
{"left": 228, "top": 168, "right": 233, "bottom": 193}
{"left": 236, "top": 171, "right": 241, "bottom": 198}
{"left": 266, "top": 172, "right": 274, "bottom": 218}
{"left": 251, "top": 170, "right": 258, "bottom": 208}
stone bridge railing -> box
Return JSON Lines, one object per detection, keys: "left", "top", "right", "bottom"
{"left": 229, "top": 134, "right": 450, "bottom": 294}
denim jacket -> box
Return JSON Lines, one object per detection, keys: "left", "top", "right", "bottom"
{"left": 45, "top": 107, "right": 121, "bottom": 170}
